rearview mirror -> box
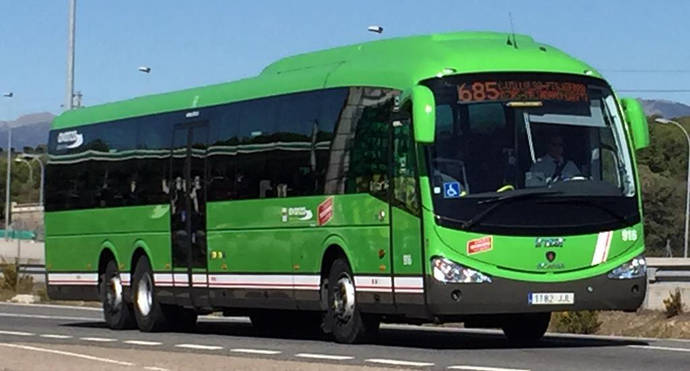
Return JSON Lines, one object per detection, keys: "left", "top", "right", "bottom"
{"left": 619, "top": 97, "right": 650, "bottom": 150}
{"left": 412, "top": 85, "right": 436, "bottom": 143}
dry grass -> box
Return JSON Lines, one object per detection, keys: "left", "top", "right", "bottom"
{"left": 588, "top": 310, "right": 690, "bottom": 339}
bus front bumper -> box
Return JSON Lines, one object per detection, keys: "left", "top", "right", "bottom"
{"left": 426, "top": 272, "right": 646, "bottom": 316}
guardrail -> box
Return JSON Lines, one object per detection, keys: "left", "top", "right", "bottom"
{"left": 17, "top": 264, "right": 47, "bottom": 276}
{"left": 646, "top": 258, "right": 690, "bottom": 283}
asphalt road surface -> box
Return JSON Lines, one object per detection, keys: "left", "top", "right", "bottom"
{"left": 0, "top": 302, "right": 688, "bottom": 370}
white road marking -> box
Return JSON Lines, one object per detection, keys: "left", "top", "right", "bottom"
{"left": 40, "top": 334, "right": 73, "bottom": 339}
{"left": 231, "top": 348, "right": 282, "bottom": 355}
{"left": 628, "top": 345, "right": 690, "bottom": 353}
{"left": 0, "top": 312, "right": 99, "bottom": 322}
{"left": 124, "top": 340, "right": 162, "bottom": 346}
{"left": 366, "top": 358, "right": 434, "bottom": 367}
{"left": 0, "top": 330, "right": 34, "bottom": 336}
{"left": 0, "top": 302, "right": 103, "bottom": 312}
{"left": 0, "top": 343, "right": 135, "bottom": 366}
{"left": 144, "top": 367, "right": 169, "bottom": 371}
{"left": 175, "top": 344, "right": 223, "bottom": 350}
{"left": 295, "top": 353, "right": 354, "bottom": 360}
{"left": 80, "top": 337, "right": 117, "bottom": 342}
{"left": 448, "top": 366, "right": 531, "bottom": 371}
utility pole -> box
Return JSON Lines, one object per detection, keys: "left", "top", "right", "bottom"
{"left": 65, "top": 0, "right": 76, "bottom": 110}
{"left": 5, "top": 129, "right": 11, "bottom": 240}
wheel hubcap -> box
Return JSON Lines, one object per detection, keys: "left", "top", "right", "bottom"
{"left": 136, "top": 274, "right": 153, "bottom": 316}
{"left": 106, "top": 276, "right": 123, "bottom": 309}
{"left": 333, "top": 274, "right": 356, "bottom": 322}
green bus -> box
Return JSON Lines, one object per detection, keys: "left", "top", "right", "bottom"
{"left": 45, "top": 31, "right": 650, "bottom": 343}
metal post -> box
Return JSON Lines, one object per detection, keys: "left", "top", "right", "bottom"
{"left": 5, "top": 129, "right": 11, "bottom": 240}
{"left": 65, "top": 0, "right": 76, "bottom": 110}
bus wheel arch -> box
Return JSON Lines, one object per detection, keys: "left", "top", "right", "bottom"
{"left": 98, "top": 244, "right": 135, "bottom": 329}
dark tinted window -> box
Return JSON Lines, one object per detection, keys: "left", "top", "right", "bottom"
{"left": 324, "top": 87, "right": 398, "bottom": 198}
{"left": 207, "top": 88, "right": 348, "bottom": 201}
{"left": 46, "top": 115, "right": 175, "bottom": 211}
{"left": 46, "top": 86, "right": 399, "bottom": 211}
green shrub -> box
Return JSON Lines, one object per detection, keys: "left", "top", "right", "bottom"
{"left": 663, "top": 288, "right": 683, "bottom": 318}
{"left": 0, "top": 260, "right": 34, "bottom": 294}
{"left": 551, "top": 311, "right": 602, "bottom": 334}
{"left": 0, "top": 262, "right": 18, "bottom": 291}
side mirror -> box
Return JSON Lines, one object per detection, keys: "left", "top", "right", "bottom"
{"left": 619, "top": 97, "right": 650, "bottom": 150}
{"left": 412, "top": 85, "right": 436, "bottom": 143}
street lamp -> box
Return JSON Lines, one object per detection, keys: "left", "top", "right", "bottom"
{"left": 138, "top": 66, "right": 151, "bottom": 73}
{"left": 655, "top": 118, "right": 690, "bottom": 258}
{"left": 367, "top": 25, "right": 383, "bottom": 34}
{"left": 3, "top": 92, "right": 12, "bottom": 239}
{"left": 17, "top": 154, "right": 45, "bottom": 206}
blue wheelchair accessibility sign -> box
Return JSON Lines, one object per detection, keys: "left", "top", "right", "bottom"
{"left": 443, "top": 182, "right": 461, "bottom": 199}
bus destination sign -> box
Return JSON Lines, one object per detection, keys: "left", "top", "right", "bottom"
{"left": 457, "top": 80, "right": 588, "bottom": 103}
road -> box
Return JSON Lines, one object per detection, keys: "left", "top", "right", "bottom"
{"left": 0, "top": 302, "right": 688, "bottom": 370}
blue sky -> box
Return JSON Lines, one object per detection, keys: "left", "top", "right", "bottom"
{"left": 1, "top": 0, "right": 689, "bottom": 120}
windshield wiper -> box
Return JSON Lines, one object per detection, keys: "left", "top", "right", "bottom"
{"left": 462, "top": 190, "right": 562, "bottom": 230}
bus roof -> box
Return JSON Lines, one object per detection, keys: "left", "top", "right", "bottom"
{"left": 53, "top": 31, "right": 600, "bottom": 130}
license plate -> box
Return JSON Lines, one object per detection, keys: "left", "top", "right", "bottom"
{"left": 528, "top": 292, "right": 575, "bottom": 305}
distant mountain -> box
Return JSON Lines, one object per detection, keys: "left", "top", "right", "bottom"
{"left": 640, "top": 99, "right": 690, "bottom": 119}
{"left": 0, "top": 112, "right": 55, "bottom": 151}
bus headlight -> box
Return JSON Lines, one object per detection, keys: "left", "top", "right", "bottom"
{"left": 608, "top": 255, "right": 646, "bottom": 279}
{"left": 431, "top": 257, "right": 492, "bottom": 284}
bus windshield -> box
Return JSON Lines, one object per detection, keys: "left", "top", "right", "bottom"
{"left": 423, "top": 73, "right": 639, "bottom": 235}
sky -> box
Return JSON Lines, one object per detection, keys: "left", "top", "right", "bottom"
{"left": 1, "top": 0, "right": 689, "bottom": 121}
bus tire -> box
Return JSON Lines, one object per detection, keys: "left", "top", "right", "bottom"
{"left": 100, "top": 260, "right": 136, "bottom": 330}
{"left": 132, "top": 257, "right": 169, "bottom": 332}
{"left": 327, "top": 258, "right": 379, "bottom": 344}
{"left": 501, "top": 312, "right": 551, "bottom": 343}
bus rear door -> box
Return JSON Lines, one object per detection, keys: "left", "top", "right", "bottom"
{"left": 170, "top": 123, "right": 210, "bottom": 308}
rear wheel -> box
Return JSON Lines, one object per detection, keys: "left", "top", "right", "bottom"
{"left": 327, "top": 258, "right": 379, "bottom": 343}
{"left": 132, "top": 257, "right": 170, "bottom": 332}
{"left": 100, "top": 260, "right": 135, "bottom": 329}
{"left": 501, "top": 312, "right": 551, "bottom": 343}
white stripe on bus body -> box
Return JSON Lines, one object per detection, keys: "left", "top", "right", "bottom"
{"left": 394, "top": 276, "right": 425, "bottom": 293}
{"left": 192, "top": 274, "right": 208, "bottom": 288}
{"left": 206, "top": 274, "right": 320, "bottom": 290}
{"left": 292, "top": 275, "right": 321, "bottom": 290}
{"left": 47, "top": 273, "right": 98, "bottom": 286}
{"left": 173, "top": 273, "right": 189, "bottom": 287}
{"left": 354, "top": 276, "right": 393, "bottom": 292}
{"left": 153, "top": 273, "right": 174, "bottom": 287}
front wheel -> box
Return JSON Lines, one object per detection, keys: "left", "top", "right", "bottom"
{"left": 501, "top": 312, "right": 551, "bottom": 343}
{"left": 326, "top": 258, "right": 379, "bottom": 344}
{"left": 101, "top": 260, "right": 136, "bottom": 329}
{"left": 132, "top": 257, "right": 170, "bottom": 332}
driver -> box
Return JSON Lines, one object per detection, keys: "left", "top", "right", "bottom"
{"left": 530, "top": 134, "right": 580, "bottom": 182}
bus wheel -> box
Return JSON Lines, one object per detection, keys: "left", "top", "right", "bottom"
{"left": 501, "top": 312, "right": 551, "bottom": 343}
{"left": 132, "top": 257, "right": 169, "bottom": 332}
{"left": 327, "top": 258, "right": 379, "bottom": 343}
{"left": 101, "top": 260, "right": 135, "bottom": 329}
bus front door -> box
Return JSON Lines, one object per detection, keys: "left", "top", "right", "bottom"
{"left": 170, "top": 123, "right": 210, "bottom": 308}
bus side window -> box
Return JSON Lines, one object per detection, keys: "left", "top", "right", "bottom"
{"left": 323, "top": 87, "right": 399, "bottom": 199}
